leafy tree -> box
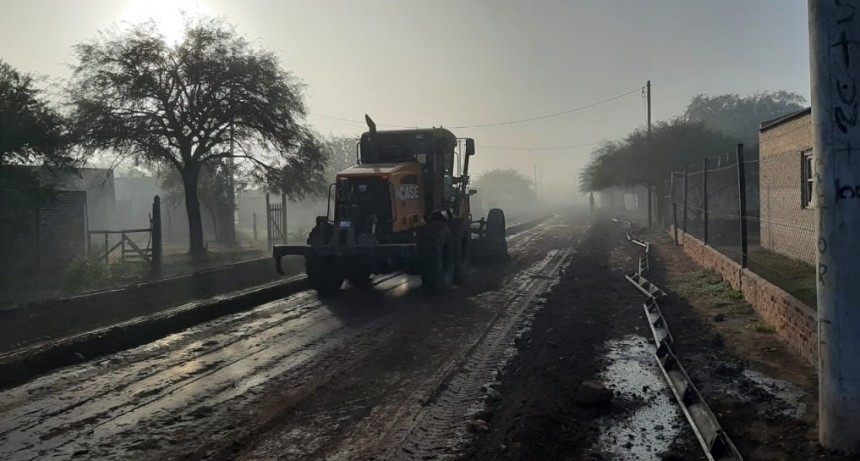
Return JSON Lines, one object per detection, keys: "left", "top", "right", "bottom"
{"left": 685, "top": 91, "right": 806, "bottom": 146}
{"left": 0, "top": 60, "right": 76, "bottom": 209}
{"left": 321, "top": 135, "right": 358, "bottom": 184}
{"left": 68, "top": 17, "right": 324, "bottom": 257}
{"left": 472, "top": 168, "right": 535, "bottom": 206}
{"left": 579, "top": 118, "right": 737, "bottom": 219}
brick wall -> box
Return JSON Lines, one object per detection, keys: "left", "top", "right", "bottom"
{"left": 669, "top": 226, "right": 817, "bottom": 365}
{"left": 0, "top": 191, "right": 88, "bottom": 278}
{"left": 759, "top": 111, "right": 816, "bottom": 264}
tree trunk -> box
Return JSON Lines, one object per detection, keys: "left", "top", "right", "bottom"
{"left": 182, "top": 165, "right": 207, "bottom": 258}
{"left": 205, "top": 203, "right": 219, "bottom": 242}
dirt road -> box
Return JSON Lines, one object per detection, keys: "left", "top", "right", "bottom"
{"left": 0, "top": 211, "right": 588, "bottom": 461}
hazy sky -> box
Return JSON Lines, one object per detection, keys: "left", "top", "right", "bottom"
{"left": 0, "top": 0, "right": 811, "bottom": 188}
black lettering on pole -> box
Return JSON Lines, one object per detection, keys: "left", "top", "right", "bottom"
{"left": 832, "top": 30, "right": 859, "bottom": 68}
{"left": 837, "top": 78, "right": 857, "bottom": 103}
{"left": 835, "top": 104, "right": 859, "bottom": 133}
{"left": 837, "top": 139, "right": 860, "bottom": 157}
{"left": 819, "top": 263, "right": 829, "bottom": 285}
{"left": 819, "top": 237, "right": 828, "bottom": 254}
{"left": 836, "top": 0, "right": 857, "bottom": 24}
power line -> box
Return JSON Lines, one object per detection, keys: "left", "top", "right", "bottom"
{"left": 449, "top": 86, "right": 644, "bottom": 128}
{"left": 310, "top": 113, "right": 414, "bottom": 129}
{"left": 309, "top": 85, "right": 645, "bottom": 131}
{"left": 478, "top": 142, "right": 600, "bottom": 151}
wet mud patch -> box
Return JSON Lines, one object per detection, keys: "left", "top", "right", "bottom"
{"left": 643, "top": 228, "right": 860, "bottom": 461}
{"left": 595, "top": 335, "right": 684, "bottom": 460}
{"left": 464, "top": 219, "right": 700, "bottom": 461}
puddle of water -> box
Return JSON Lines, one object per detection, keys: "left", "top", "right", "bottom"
{"left": 596, "top": 335, "right": 683, "bottom": 460}
{"left": 741, "top": 369, "right": 807, "bottom": 418}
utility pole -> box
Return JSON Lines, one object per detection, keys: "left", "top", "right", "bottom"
{"left": 646, "top": 80, "right": 653, "bottom": 228}
{"left": 809, "top": 2, "right": 860, "bottom": 453}
{"left": 646, "top": 80, "right": 652, "bottom": 135}
{"left": 533, "top": 164, "right": 538, "bottom": 198}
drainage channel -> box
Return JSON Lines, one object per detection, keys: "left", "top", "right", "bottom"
{"left": 612, "top": 217, "right": 743, "bottom": 461}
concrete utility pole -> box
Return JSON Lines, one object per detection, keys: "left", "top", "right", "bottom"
{"left": 646, "top": 80, "right": 652, "bottom": 135}
{"left": 646, "top": 80, "right": 653, "bottom": 228}
{"left": 809, "top": 1, "right": 860, "bottom": 453}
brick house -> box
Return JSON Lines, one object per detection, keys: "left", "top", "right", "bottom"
{"left": 758, "top": 107, "right": 815, "bottom": 264}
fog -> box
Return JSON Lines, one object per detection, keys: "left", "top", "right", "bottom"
{"left": 1, "top": 0, "right": 810, "bottom": 187}
{"left": 0, "top": 0, "right": 813, "bottom": 296}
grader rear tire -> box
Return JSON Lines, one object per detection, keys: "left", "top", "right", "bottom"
{"left": 347, "top": 269, "right": 372, "bottom": 287}
{"left": 451, "top": 218, "right": 472, "bottom": 283}
{"left": 485, "top": 208, "right": 509, "bottom": 261}
{"left": 305, "top": 223, "right": 344, "bottom": 296}
{"left": 306, "top": 256, "right": 344, "bottom": 296}
{"left": 418, "top": 221, "right": 456, "bottom": 293}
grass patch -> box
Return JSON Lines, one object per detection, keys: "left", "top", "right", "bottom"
{"left": 674, "top": 269, "right": 745, "bottom": 306}
{"left": 747, "top": 248, "right": 816, "bottom": 309}
{"left": 746, "top": 322, "right": 776, "bottom": 334}
{"left": 63, "top": 257, "right": 150, "bottom": 293}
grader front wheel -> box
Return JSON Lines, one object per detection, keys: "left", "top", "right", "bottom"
{"left": 418, "top": 221, "right": 456, "bottom": 293}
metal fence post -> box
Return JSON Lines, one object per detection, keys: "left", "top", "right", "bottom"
{"left": 673, "top": 202, "right": 679, "bottom": 246}
{"left": 151, "top": 195, "right": 162, "bottom": 274}
{"left": 669, "top": 173, "right": 675, "bottom": 232}
{"left": 703, "top": 157, "right": 709, "bottom": 245}
{"left": 736, "top": 144, "right": 748, "bottom": 268}
{"left": 265, "top": 193, "right": 271, "bottom": 248}
{"left": 281, "top": 194, "right": 288, "bottom": 245}
{"left": 683, "top": 166, "right": 688, "bottom": 232}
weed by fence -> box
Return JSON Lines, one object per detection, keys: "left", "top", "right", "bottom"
{"left": 666, "top": 144, "right": 817, "bottom": 308}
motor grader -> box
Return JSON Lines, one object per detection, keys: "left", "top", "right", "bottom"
{"left": 273, "top": 115, "right": 508, "bottom": 295}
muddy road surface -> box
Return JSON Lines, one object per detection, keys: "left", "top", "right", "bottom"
{"left": 0, "top": 211, "right": 586, "bottom": 461}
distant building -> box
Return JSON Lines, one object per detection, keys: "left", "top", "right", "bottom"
{"left": 758, "top": 107, "right": 815, "bottom": 264}
{"left": 0, "top": 168, "right": 115, "bottom": 278}
{"left": 597, "top": 186, "right": 650, "bottom": 216}
{"left": 114, "top": 175, "right": 217, "bottom": 244}
{"left": 57, "top": 168, "right": 117, "bottom": 231}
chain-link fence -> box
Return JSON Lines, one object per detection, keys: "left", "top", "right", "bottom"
{"left": 667, "top": 145, "right": 817, "bottom": 308}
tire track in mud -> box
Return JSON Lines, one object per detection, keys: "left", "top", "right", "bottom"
{"left": 0, "top": 275, "right": 413, "bottom": 461}
{"left": 233, "top": 217, "right": 585, "bottom": 461}
{"left": 380, "top": 246, "right": 574, "bottom": 460}
{"left": 0, "top": 216, "right": 577, "bottom": 461}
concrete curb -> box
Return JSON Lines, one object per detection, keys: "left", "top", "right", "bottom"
{"left": 0, "top": 276, "right": 307, "bottom": 390}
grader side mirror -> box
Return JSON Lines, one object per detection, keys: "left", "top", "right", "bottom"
{"left": 465, "top": 139, "right": 475, "bottom": 156}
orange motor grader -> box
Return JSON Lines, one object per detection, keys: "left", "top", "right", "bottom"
{"left": 273, "top": 115, "right": 507, "bottom": 295}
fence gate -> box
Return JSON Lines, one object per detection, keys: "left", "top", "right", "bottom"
{"left": 266, "top": 193, "right": 287, "bottom": 247}
{"left": 87, "top": 195, "right": 162, "bottom": 272}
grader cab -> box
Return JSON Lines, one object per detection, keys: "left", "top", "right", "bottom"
{"left": 273, "top": 115, "right": 507, "bottom": 295}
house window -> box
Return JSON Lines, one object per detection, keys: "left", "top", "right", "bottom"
{"left": 801, "top": 150, "right": 814, "bottom": 208}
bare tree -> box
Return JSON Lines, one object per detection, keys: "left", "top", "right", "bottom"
{"left": 68, "top": 17, "right": 325, "bottom": 257}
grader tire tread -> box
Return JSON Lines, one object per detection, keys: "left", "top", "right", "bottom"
{"left": 418, "top": 221, "right": 456, "bottom": 293}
